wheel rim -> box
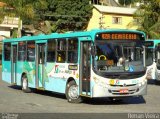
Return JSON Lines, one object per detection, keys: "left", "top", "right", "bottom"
{"left": 68, "top": 85, "right": 78, "bottom": 99}
{"left": 22, "top": 77, "right": 27, "bottom": 90}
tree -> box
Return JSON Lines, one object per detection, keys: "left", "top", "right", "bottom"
{"left": 0, "top": 0, "right": 92, "bottom": 35}
{"left": 134, "top": 0, "right": 160, "bottom": 39}
{"left": 44, "top": 0, "right": 92, "bottom": 33}
{"left": 0, "top": 0, "right": 37, "bottom": 37}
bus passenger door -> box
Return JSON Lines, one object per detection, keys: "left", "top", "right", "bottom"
{"left": 80, "top": 41, "right": 91, "bottom": 96}
{"left": 36, "top": 43, "right": 47, "bottom": 89}
{"left": 11, "top": 44, "right": 18, "bottom": 84}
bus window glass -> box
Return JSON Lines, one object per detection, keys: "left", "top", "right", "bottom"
{"left": 4, "top": 43, "right": 11, "bottom": 61}
{"left": 57, "top": 39, "right": 66, "bottom": 50}
{"left": 27, "top": 41, "right": 35, "bottom": 61}
{"left": 47, "top": 40, "right": 56, "bottom": 62}
{"left": 18, "top": 41, "right": 26, "bottom": 61}
{"left": 68, "top": 38, "right": 78, "bottom": 63}
{"left": 94, "top": 40, "right": 144, "bottom": 73}
{"left": 57, "top": 39, "right": 66, "bottom": 63}
{"left": 146, "top": 48, "right": 153, "bottom": 66}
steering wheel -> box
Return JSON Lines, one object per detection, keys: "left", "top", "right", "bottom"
{"left": 99, "top": 55, "right": 107, "bottom": 60}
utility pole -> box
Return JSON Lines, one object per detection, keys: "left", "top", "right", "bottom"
{"left": 99, "top": 0, "right": 105, "bottom": 29}
{"left": 99, "top": 14, "right": 105, "bottom": 29}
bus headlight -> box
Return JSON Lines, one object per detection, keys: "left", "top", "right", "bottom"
{"left": 138, "top": 83, "right": 142, "bottom": 87}
{"left": 139, "top": 79, "right": 147, "bottom": 87}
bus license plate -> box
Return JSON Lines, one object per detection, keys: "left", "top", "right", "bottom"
{"left": 119, "top": 89, "right": 128, "bottom": 93}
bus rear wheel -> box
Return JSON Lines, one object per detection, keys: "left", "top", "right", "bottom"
{"left": 22, "top": 74, "right": 31, "bottom": 93}
{"left": 65, "top": 81, "right": 83, "bottom": 103}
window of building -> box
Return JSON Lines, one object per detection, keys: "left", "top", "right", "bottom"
{"left": 18, "top": 41, "right": 26, "bottom": 61}
{"left": 47, "top": 40, "right": 56, "bottom": 62}
{"left": 4, "top": 43, "right": 11, "bottom": 61}
{"left": 67, "top": 38, "right": 78, "bottom": 63}
{"left": 56, "top": 39, "right": 66, "bottom": 63}
{"left": 112, "top": 17, "right": 122, "bottom": 24}
{"left": 27, "top": 41, "right": 35, "bottom": 62}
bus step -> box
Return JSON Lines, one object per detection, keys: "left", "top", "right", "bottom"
{"left": 37, "top": 87, "right": 45, "bottom": 90}
{"left": 11, "top": 83, "right": 16, "bottom": 85}
{"left": 80, "top": 92, "right": 91, "bottom": 97}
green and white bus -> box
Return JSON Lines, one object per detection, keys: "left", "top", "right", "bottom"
{"left": 2, "top": 29, "right": 147, "bottom": 103}
{"left": 145, "top": 39, "right": 160, "bottom": 81}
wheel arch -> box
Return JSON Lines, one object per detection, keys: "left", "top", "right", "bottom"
{"left": 65, "top": 77, "right": 82, "bottom": 103}
{"left": 21, "top": 72, "right": 27, "bottom": 81}
{"left": 66, "top": 77, "right": 77, "bottom": 86}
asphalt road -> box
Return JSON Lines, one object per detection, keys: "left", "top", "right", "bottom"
{"left": 0, "top": 70, "right": 160, "bottom": 114}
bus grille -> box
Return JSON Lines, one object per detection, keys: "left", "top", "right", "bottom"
{"left": 110, "top": 84, "right": 136, "bottom": 87}
{"left": 108, "top": 88, "right": 139, "bottom": 95}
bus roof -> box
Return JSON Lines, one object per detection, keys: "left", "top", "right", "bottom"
{"left": 146, "top": 39, "right": 160, "bottom": 48}
{"left": 3, "top": 29, "right": 145, "bottom": 43}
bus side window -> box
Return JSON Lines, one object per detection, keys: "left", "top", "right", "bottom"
{"left": 47, "top": 40, "right": 56, "bottom": 62}
{"left": 18, "top": 41, "right": 26, "bottom": 61}
{"left": 4, "top": 43, "right": 11, "bottom": 61}
{"left": 56, "top": 39, "right": 66, "bottom": 63}
{"left": 27, "top": 41, "right": 35, "bottom": 62}
{"left": 67, "top": 38, "right": 78, "bottom": 63}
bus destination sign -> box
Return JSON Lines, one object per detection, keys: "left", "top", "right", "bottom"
{"left": 101, "top": 33, "right": 138, "bottom": 40}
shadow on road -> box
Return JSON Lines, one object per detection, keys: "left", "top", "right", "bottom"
{"left": 8, "top": 85, "right": 66, "bottom": 100}
{"left": 147, "top": 79, "right": 160, "bottom": 85}
{"left": 82, "top": 96, "right": 146, "bottom": 105}
{"left": 8, "top": 85, "right": 146, "bottom": 105}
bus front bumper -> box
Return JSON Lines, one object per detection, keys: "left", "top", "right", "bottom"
{"left": 92, "top": 83, "right": 147, "bottom": 98}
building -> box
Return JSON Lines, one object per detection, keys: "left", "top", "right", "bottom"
{"left": 0, "top": 16, "right": 22, "bottom": 39}
{"left": 91, "top": 0, "right": 120, "bottom": 6}
{"left": 0, "top": 2, "right": 22, "bottom": 41}
{"left": 87, "top": 5, "right": 138, "bottom": 30}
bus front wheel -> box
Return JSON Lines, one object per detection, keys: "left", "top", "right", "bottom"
{"left": 65, "top": 81, "right": 83, "bottom": 103}
{"left": 21, "top": 74, "right": 31, "bottom": 93}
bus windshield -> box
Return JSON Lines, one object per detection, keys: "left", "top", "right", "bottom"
{"left": 93, "top": 40, "right": 145, "bottom": 73}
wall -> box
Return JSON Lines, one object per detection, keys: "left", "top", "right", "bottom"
{"left": 87, "top": 7, "right": 138, "bottom": 30}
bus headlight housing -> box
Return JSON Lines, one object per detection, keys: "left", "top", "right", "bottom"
{"left": 138, "top": 78, "right": 147, "bottom": 87}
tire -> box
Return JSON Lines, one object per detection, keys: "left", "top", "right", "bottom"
{"left": 65, "top": 80, "right": 83, "bottom": 103}
{"left": 21, "top": 74, "right": 31, "bottom": 93}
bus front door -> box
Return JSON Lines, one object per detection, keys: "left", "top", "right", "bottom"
{"left": 80, "top": 41, "right": 91, "bottom": 96}
{"left": 36, "top": 43, "right": 46, "bottom": 89}
{"left": 11, "top": 44, "right": 17, "bottom": 84}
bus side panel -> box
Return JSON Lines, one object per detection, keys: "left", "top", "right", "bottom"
{"left": 44, "top": 63, "right": 66, "bottom": 93}
{"left": 16, "top": 61, "right": 24, "bottom": 86}
{"left": 45, "top": 77, "right": 66, "bottom": 93}
{"left": 2, "top": 61, "right": 11, "bottom": 84}
{"left": 25, "top": 62, "right": 36, "bottom": 88}
{"left": 45, "top": 63, "right": 79, "bottom": 93}
{"left": 15, "top": 61, "right": 35, "bottom": 87}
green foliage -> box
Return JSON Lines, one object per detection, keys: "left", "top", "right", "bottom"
{"left": 45, "top": 0, "right": 93, "bottom": 32}
{"left": 134, "top": 0, "right": 160, "bottom": 39}
{"left": 0, "top": 0, "right": 92, "bottom": 34}
{"left": 11, "top": 29, "right": 18, "bottom": 38}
